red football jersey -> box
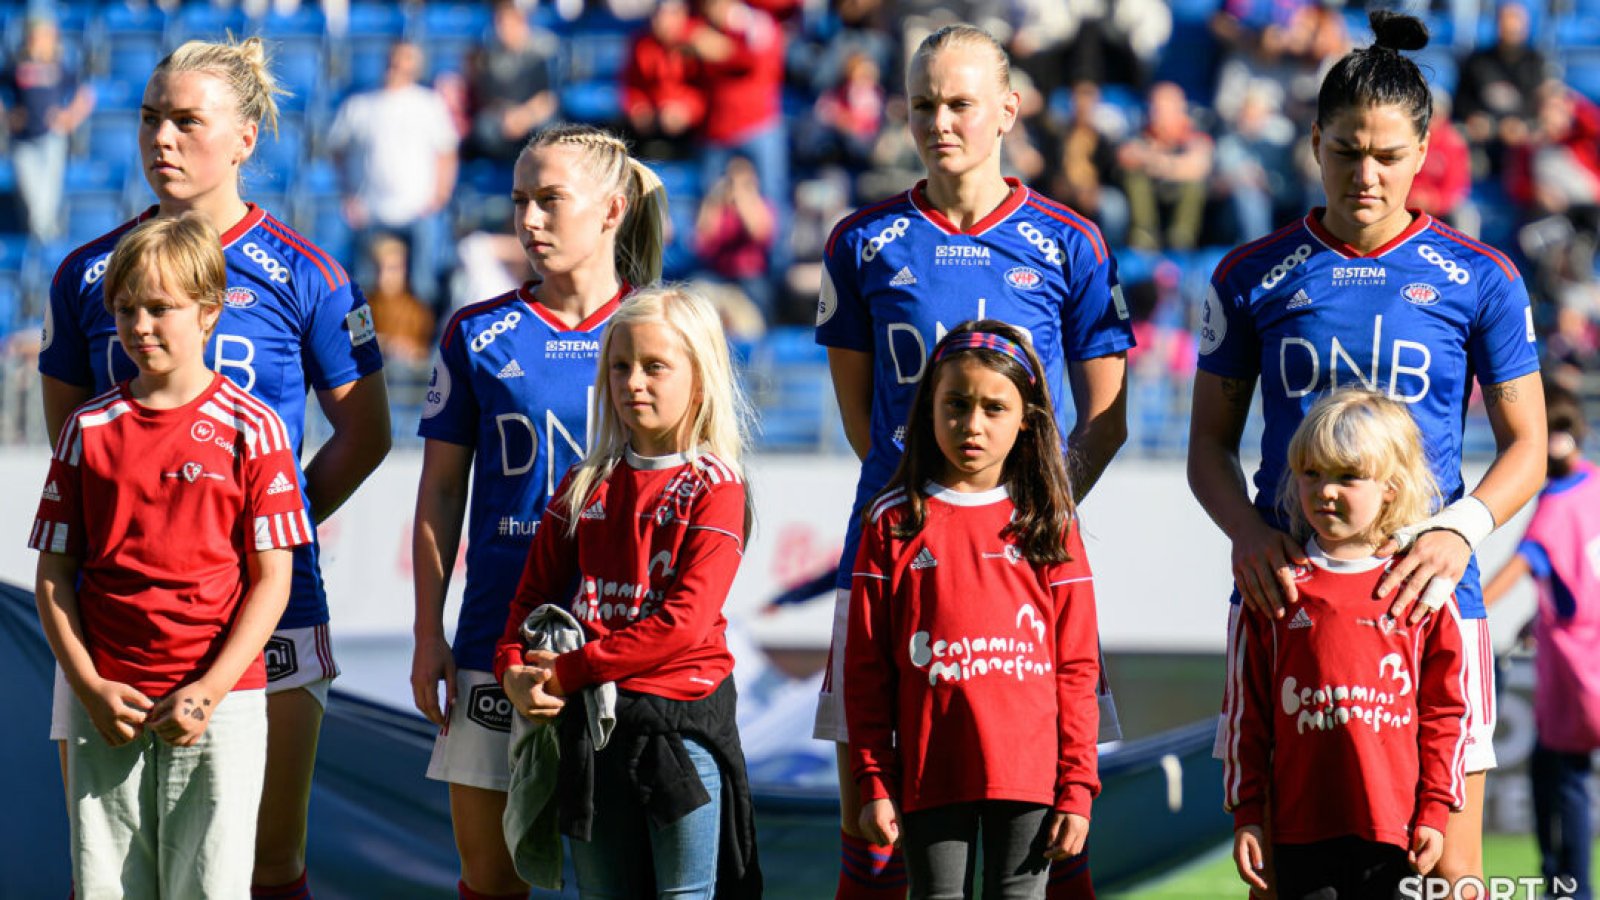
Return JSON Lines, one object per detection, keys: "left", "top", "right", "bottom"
{"left": 30, "top": 374, "right": 312, "bottom": 695}
{"left": 1220, "top": 548, "right": 1469, "bottom": 847}
{"left": 845, "top": 485, "right": 1101, "bottom": 817}
{"left": 494, "top": 448, "right": 746, "bottom": 701}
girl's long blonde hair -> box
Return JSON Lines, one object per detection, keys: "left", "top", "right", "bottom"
{"left": 563, "top": 284, "right": 754, "bottom": 536}
{"left": 1279, "top": 389, "right": 1441, "bottom": 544}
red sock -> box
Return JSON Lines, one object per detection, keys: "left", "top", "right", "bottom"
{"left": 456, "top": 879, "right": 528, "bottom": 900}
{"left": 836, "top": 829, "right": 907, "bottom": 899}
{"left": 1046, "top": 850, "right": 1095, "bottom": 900}
{"left": 251, "top": 871, "right": 312, "bottom": 900}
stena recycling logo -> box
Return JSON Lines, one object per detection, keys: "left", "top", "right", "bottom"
{"left": 224, "top": 287, "right": 258, "bottom": 309}
{"left": 1400, "top": 283, "right": 1440, "bottom": 306}
{"left": 1006, "top": 266, "right": 1044, "bottom": 291}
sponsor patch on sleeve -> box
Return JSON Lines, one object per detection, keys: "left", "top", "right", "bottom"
{"left": 346, "top": 305, "right": 377, "bottom": 346}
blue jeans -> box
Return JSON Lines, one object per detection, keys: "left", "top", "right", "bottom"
{"left": 1532, "top": 741, "right": 1593, "bottom": 900}
{"left": 570, "top": 736, "right": 723, "bottom": 899}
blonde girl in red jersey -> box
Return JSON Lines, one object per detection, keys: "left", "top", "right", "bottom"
{"left": 845, "top": 320, "right": 1100, "bottom": 900}
{"left": 495, "top": 285, "right": 761, "bottom": 898}
{"left": 1225, "top": 390, "right": 1469, "bottom": 899}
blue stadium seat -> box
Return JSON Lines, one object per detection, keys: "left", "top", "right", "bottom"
{"left": 65, "top": 158, "right": 127, "bottom": 193}
{"left": 1413, "top": 47, "right": 1459, "bottom": 95}
{"left": 90, "top": 77, "right": 145, "bottom": 113}
{"left": 653, "top": 160, "right": 701, "bottom": 200}
{"left": 0, "top": 273, "right": 22, "bottom": 335}
{"left": 345, "top": 39, "right": 394, "bottom": 94}
{"left": 425, "top": 37, "right": 474, "bottom": 78}
{"left": 272, "top": 39, "right": 326, "bottom": 113}
{"left": 0, "top": 233, "right": 28, "bottom": 274}
{"left": 1565, "top": 50, "right": 1600, "bottom": 103}
{"left": 64, "top": 196, "right": 125, "bottom": 248}
{"left": 296, "top": 158, "right": 341, "bottom": 198}
{"left": 106, "top": 38, "right": 164, "bottom": 83}
{"left": 254, "top": 5, "right": 327, "bottom": 39}
{"left": 346, "top": 2, "right": 410, "bottom": 40}
{"left": 172, "top": 4, "right": 249, "bottom": 42}
{"left": 253, "top": 115, "right": 306, "bottom": 186}
{"left": 0, "top": 157, "right": 13, "bottom": 194}
{"left": 419, "top": 3, "right": 491, "bottom": 41}
{"left": 559, "top": 81, "right": 622, "bottom": 125}
{"left": 563, "top": 33, "right": 631, "bottom": 83}
{"left": 763, "top": 326, "right": 827, "bottom": 365}
{"left": 85, "top": 115, "right": 140, "bottom": 165}
{"left": 307, "top": 198, "right": 356, "bottom": 268}
{"left": 1555, "top": 14, "right": 1600, "bottom": 48}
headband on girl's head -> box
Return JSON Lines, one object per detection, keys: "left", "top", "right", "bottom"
{"left": 931, "top": 332, "right": 1038, "bottom": 384}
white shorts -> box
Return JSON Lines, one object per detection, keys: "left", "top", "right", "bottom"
{"left": 813, "top": 588, "right": 1124, "bottom": 745}
{"left": 1212, "top": 606, "right": 1499, "bottom": 773}
{"left": 426, "top": 669, "right": 514, "bottom": 792}
{"left": 49, "top": 624, "right": 338, "bottom": 740}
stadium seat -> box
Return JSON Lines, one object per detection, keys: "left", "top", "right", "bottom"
{"left": 106, "top": 39, "right": 165, "bottom": 84}
{"left": 424, "top": 36, "right": 474, "bottom": 78}
{"left": 1565, "top": 50, "right": 1600, "bottom": 103}
{"left": 559, "top": 81, "right": 622, "bottom": 126}
{"left": 253, "top": 5, "right": 328, "bottom": 39}
{"left": 653, "top": 160, "right": 701, "bottom": 200}
{"left": 563, "top": 33, "right": 631, "bottom": 83}
{"left": 344, "top": 39, "right": 394, "bottom": 94}
{"left": 84, "top": 116, "right": 141, "bottom": 166}
{"left": 172, "top": 4, "right": 249, "bottom": 42}
{"left": 419, "top": 2, "right": 491, "bottom": 41}
{"left": 90, "top": 77, "right": 145, "bottom": 113}
{"left": 63, "top": 195, "right": 126, "bottom": 248}
{"left": 253, "top": 115, "right": 306, "bottom": 190}
{"left": 64, "top": 158, "right": 127, "bottom": 194}
{"left": 271, "top": 39, "right": 326, "bottom": 114}
{"left": 345, "top": 2, "right": 410, "bottom": 40}
{"left": 0, "top": 233, "right": 28, "bottom": 275}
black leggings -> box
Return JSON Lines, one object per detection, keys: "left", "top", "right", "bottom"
{"left": 1274, "top": 836, "right": 1413, "bottom": 899}
{"left": 901, "top": 800, "right": 1054, "bottom": 900}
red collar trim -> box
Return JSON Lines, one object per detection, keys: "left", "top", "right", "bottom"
{"left": 520, "top": 281, "right": 630, "bottom": 332}
{"left": 1304, "top": 207, "right": 1432, "bottom": 259}
{"left": 218, "top": 204, "right": 265, "bottom": 248}
{"left": 910, "top": 178, "right": 1028, "bottom": 236}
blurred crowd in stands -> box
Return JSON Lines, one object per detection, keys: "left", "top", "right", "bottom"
{"left": 0, "top": 0, "right": 1596, "bottom": 452}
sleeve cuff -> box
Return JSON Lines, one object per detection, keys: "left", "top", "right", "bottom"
{"left": 856, "top": 774, "right": 893, "bottom": 803}
{"left": 1231, "top": 803, "right": 1265, "bottom": 831}
{"left": 553, "top": 649, "right": 593, "bottom": 694}
{"left": 1053, "top": 783, "right": 1095, "bottom": 819}
{"left": 492, "top": 644, "right": 522, "bottom": 683}
{"left": 1415, "top": 800, "right": 1451, "bottom": 836}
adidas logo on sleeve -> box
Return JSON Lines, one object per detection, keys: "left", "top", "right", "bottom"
{"left": 266, "top": 472, "right": 296, "bottom": 495}
{"left": 910, "top": 547, "right": 938, "bottom": 570}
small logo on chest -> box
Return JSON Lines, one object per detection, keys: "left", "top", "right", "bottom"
{"left": 165, "top": 462, "right": 225, "bottom": 483}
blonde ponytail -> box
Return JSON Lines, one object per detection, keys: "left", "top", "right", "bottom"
{"left": 156, "top": 35, "right": 288, "bottom": 137}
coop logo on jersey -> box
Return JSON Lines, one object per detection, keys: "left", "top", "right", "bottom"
{"left": 545, "top": 337, "right": 600, "bottom": 359}
{"left": 224, "top": 287, "right": 258, "bottom": 309}
{"left": 1400, "top": 283, "right": 1440, "bottom": 306}
{"left": 861, "top": 217, "right": 911, "bottom": 262}
{"left": 1198, "top": 285, "right": 1227, "bottom": 355}
{"left": 1017, "top": 222, "right": 1066, "bottom": 266}
{"left": 421, "top": 358, "right": 452, "bottom": 419}
{"left": 243, "top": 242, "right": 291, "bottom": 284}
{"left": 264, "top": 636, "right": 298, "bottom": 681}
{"left": 472, "top": 311, "right": 523, "bottom": 352}
{"left": 1331, "top": 265, "right": 1387, "bottom": 286}
{"left": 84, "top": 255, "right": 110, "bottom": 287}
{"left": 936, "top": 244, "right": 991, "bottom": 266}
{"left": 1261, "top": 244, "right": 1313, "bottom": 290}
{"left": 1417, "top": 244, "right": 1470, "bottom": 285}
{"left": 467, "top": 684, "right": 513, "bottom": 732}
{"left": 346, "top": 305, "right": 377, "bottom": 347}
{"left": 1005, "top": 267, "right": 1044, "bottom": 291}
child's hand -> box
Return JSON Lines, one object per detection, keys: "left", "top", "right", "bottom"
{"left": 1233, "top": 826, "right": 1269, "bottom": 892}
{"left": 523, "top": 649, "right": 566, "bottom": 697}
{"left": 1409, "top": 825, "right": 1444, "bottom": 874}
{"left": 501, "top": 665, "right": 566, "bottom": 721}
{"left": 1044, "top": 812, "right": 1089, "bottom": 860}
{"left": 147, "top": 682, "right": 223, "bottom": 747}
{"left": 858, "top": 797, "right": 901, "bottom": 846}
{"left": 83, "top": 679, "right": 153, "bottom": 747}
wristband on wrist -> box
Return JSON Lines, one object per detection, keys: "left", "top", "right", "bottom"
{"left": 1391, "top": 496, "right": 1497, "bottom": 553}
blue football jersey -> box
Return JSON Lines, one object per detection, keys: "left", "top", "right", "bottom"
{"left": 816, "top": 180, "right": 1135, "bottom": 590}
{"left": 39, "top": 205, "right": 385, "bottom": 628}
{"left": 419, "top": 284, "right": 621, "bottom": 671}
{"left": 1197, "top": 211, "right": 1540, "bottom": 618}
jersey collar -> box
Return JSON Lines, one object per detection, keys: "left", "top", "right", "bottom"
{"left": 1304, "top": 537, "right": 1387, "bottom": 573}
{"left": 924, "top": 481, "right": 1011, "bottom": 506}
{"left": 910, "top": 177, "right": 1028, "bottom": 236}
{"left": 625, "top": 445, "right": 690, "bottom": 470}
{"left": 519, "top": 280, "right": 630, "bottom": 333}
{"left": 1304, "top": 207, "right": 1432, "bottom": 259}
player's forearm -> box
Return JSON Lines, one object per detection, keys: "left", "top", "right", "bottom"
{"left": 1472, "top": 375, "right": 1548, "bottom": 525}
{"left": 1188, "top": 437, "right": 1265, "bottom": 540}
{"left": 35, "top": 555, "right": 101, "bottom": 695}
{"left": 196, "top": 551, "right": 293, "bottom": 697}
{"left": 1066, "top": 418, "right": 1126, "bottom": 502}
{"left": 412, "top": 482, "right": 467, "bottom": 640}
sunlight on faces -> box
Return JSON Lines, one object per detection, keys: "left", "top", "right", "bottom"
{"left": 907, "top": 44, "right": 1019, "bottom": 181}
{"left": 1312, "top": 103, "right": 1429, "bottom": 239}
{"left": 932, "top": 357, "right": 1027, "bottom": 492}
{"left": 112, "top": 265, "right": 221, "bottom": 379}
{"left": 140, "top": 69, "right": 257, "bottom": 209}
{"left": 607, "top": 319, "right": 700, "bottom": 457}
{"left": 512, "top": 144, "right": 627, "bottom": 278}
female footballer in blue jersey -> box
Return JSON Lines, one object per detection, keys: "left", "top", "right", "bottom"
{"left": 1189, "top": 12, "right": 1547, "bottom": 893}
{"left": 410, "top": 125, "right": 666, "bottom": 900}
{"left": 39, "top": 38, "right": 391, "bottom": 899}
{"left": 814, "top": 24, "right": 1134, "bottom": 900}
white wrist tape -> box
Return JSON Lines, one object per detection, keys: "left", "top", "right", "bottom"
{"left": 1390, "top": 496, "right": 1497, "bottom": 553}
{"left": 1418, "top": 576, "right": 1456, "bottom": 612}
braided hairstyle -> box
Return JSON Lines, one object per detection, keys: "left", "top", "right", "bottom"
{"left": 522, "top": 125, "right": 668, "bottom": 287}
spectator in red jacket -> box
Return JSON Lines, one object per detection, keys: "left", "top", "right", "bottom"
{"left": 621, "top": 0, "right": 706, "bottom": 160}
{"left": 688, "top": 0, "right": 788, "bottom": 235}
{"left": 1408, "top": 91, "right": 1475, "bottom": 233}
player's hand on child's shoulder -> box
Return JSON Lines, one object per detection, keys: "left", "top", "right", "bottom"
{"left": 83, "top": 678, "right": 153, "bottom": 747}
{"left": 1376, "top": 529, "right": 1470, "bottom": 625}
{"left": 858, "top": 797, "right": 901, "bottom": 847}
{"left": 147, "top": 682, "right": 223, "bottom": 746}
{"left": 1409, "top": 825, "right": 1444, "bottom": 875}
{"left": 1232, "top": 519, "right": 1309, "bottom": 619}
{"left": 1232, "top": 825, "right": 1269, "bottom": 892}
{"left": 1044, "top": 811, "right": 1089, "bottom": 860}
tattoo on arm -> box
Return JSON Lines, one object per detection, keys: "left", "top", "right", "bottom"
{"left": 1219, "top": 377, "right": 1254, "bottom": 412}
{"left": 1483, "top": 382, "right": 1519, "bottom": 408}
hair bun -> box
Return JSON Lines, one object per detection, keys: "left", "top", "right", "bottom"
{"left": 1369, "top": 10, "right": 1430, "bottom": 52}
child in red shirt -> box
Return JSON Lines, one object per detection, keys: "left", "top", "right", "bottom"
{"left": 31, "top": 214, "right": 310, "bottom": 899}
{"left": 845, "top": 321, "right": 1101, "bottom": 900}
{"left": 1223, "top": 389, "right": 1469, "bottom": 898}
